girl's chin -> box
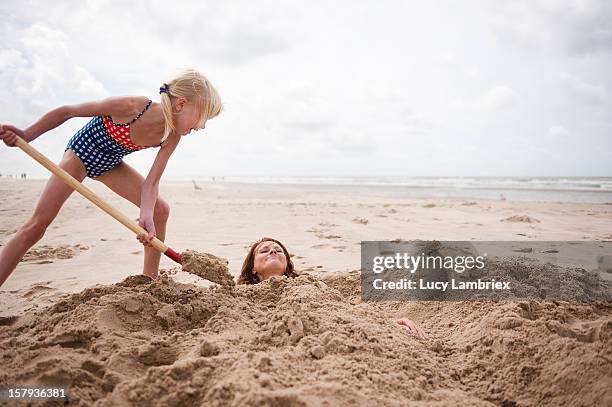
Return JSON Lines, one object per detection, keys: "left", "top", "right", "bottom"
{"left": 262, "top": 267, "right": 285, "bottom": 276}
{"left": 265, "top": 260, "right": 284, "bottom": 268}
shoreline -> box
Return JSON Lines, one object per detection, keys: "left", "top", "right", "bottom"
{"left": 3, "top": 177, "right": 611, "bottom": 204}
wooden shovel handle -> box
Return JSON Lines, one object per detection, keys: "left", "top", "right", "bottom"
{"left": 14, "top": 136, "right": 182, "bottom": 264}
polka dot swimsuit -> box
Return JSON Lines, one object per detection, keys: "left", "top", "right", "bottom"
{"left": 66, "top": 99, "right": 160, "bottom": 177}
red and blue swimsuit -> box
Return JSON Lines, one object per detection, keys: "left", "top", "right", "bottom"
{"left": 66, "top": 99, "right": 161, "bottom": 177}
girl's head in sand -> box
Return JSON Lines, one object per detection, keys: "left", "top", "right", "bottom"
{"left": 159, "top": 69, "right": 223, "bottom": 139}
{"left": 238, "top": 238, "right": 298, "bottom": 284}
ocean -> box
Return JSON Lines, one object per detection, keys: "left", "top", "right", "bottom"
{"left": 188, "top": 176, "right": 612, "bottom": 203}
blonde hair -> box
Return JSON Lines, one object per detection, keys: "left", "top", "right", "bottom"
{"left": 159, "top": 68, "right": 223, "bottom": 140}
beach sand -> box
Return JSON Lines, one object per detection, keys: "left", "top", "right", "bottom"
{"left": 1, "top": 179, "right": 611, "bottom": 405}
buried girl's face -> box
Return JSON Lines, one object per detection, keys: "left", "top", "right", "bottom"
{"left": 253, "top": 240, "right": 287, "bottom": 281}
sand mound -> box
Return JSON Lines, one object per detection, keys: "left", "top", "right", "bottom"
{"left": 1, "top": 273, "right": 611, "bottom": 406}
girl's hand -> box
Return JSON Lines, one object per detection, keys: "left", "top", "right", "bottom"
{"left": 137, "top": 214, "right": 156, "bottom": 246}
{"left": 395, "top": 317, "right": 429, "bottom": 341}
{"left": 0, "top": 124, "right": 25, "bottom": 147}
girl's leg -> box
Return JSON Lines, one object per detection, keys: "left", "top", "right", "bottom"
{"left": 95, "top": 162, "right": 170, "bottom": 278}
{"left": 0, "top": 150, "right": 86, "bottom": 287}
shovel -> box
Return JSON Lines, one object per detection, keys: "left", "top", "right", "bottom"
{"left": 14, "top": 136, "right": 182, "bottom": 264}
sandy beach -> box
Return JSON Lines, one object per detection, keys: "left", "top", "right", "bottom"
{"left": 1, "top": 178, "right": 611, "bottom": 405}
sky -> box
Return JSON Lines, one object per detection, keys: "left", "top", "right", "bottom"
{"left": 0, "top": 0, "right": 611, "bottom": 178}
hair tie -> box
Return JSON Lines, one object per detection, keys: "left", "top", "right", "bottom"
{"left": 159, "top": 83, "right": 170, "bottom": 94}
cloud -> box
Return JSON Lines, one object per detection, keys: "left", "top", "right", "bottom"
{"left": 0, "top": 48, "right": 27, "bottom": 70}
{"left": 558, "top": 0, "right": 612, "bottom": 55}
{"left": 141, "top": 1, "right": 293, "bottom": 66}
{"left": 396, "top": 107, "right": 434, "bottom": 135}
{"left": 283, "top": 117, "right": 336, "bottom": 132}
{"left": 362, "top": 87, "right": 435, "bottom": 137}
{"left": 0, "top": 24, "right": 107, "bottom": 124}
{"left": 280, "top": 86, "right": 336, "bottom": 133}
{"left": 211, "top": 24, "right": 292, "bottom": 65}
{"left": 476, "top": 86, "right": 520, "bottom": 112}
{"left": 282, "top": 98, "right": 337, "bottom": 134}
{"left": 547, "top": 125, "right": 570, "bottom": 138}
{"left": 490, "top": 0, "right": 612, "bottom": 55}
{"left": 559, "top": 73, "right": 608, "bottom": 105}
{"left": 329, "top": 131, "right": 377, "bottom": 154}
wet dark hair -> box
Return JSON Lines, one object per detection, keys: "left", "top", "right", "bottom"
{"left": 237, "top": 237, "right": 298, "bottom": 284}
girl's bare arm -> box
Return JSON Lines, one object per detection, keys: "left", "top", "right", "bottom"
{"left": 137, "top": 136, "right": 179, "bottom": 243}
{"left": 23, "top": 97, "right": 145, "bottom": 142}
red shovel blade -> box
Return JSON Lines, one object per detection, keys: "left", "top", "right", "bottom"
{"left": 164, "top": 247, "right": 182, "bottom": 264}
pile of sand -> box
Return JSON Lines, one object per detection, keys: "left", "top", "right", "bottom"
{"left": 180, "top": 250, "right": 235, "bottom": 287}
{"left": 1, "top": 271, "right": 611, "bottom": 406}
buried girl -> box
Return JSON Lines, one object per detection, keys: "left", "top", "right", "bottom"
{"left": 237, "top": 237, "right": 429, "bottom": 341}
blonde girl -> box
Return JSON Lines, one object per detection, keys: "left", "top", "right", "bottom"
{"left": 0, "top": 69, "right": 222, "bottom": 287}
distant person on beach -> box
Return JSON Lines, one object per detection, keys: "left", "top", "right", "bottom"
{"left": 238, "top": 237, "right": 428, "bottom": 340}
{"left": 0, "top": 69, "right": 223, "bottom": 287}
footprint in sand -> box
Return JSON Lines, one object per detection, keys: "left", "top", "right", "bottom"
{"left": 352, "top": 217, "right": 369, "bottom": 225}
{"left": 21, "top": 244, "right": 89, "bottom": 263}
{"left": 516, "top": 233, "right": 538, "bottom": 238}
{"left": 502, "top": 215, "right": 540, "bottom": 223}
{"left": 546, "top": 317, "right": 612, "bottom": 343}
{"left": 316, "top": 234, "right": 342, "bottom": 240}
{"left": 0, "top": 315, "right": 19, "bottom": 326}
{"left": 309, "top": 226, "right": 343, "bottom": 241}
{"left": 133, "top": 339, "right": 179, "bottom": 366}
{"left": 389, "top": 239, "right": 411, "bottom": 243}
{"left": 22, "top": 284, "right": 57, "bottom": 299}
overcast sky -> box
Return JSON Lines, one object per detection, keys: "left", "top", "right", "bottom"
{"left": 1, "top": 0, "right": 611, "bottom": 178}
